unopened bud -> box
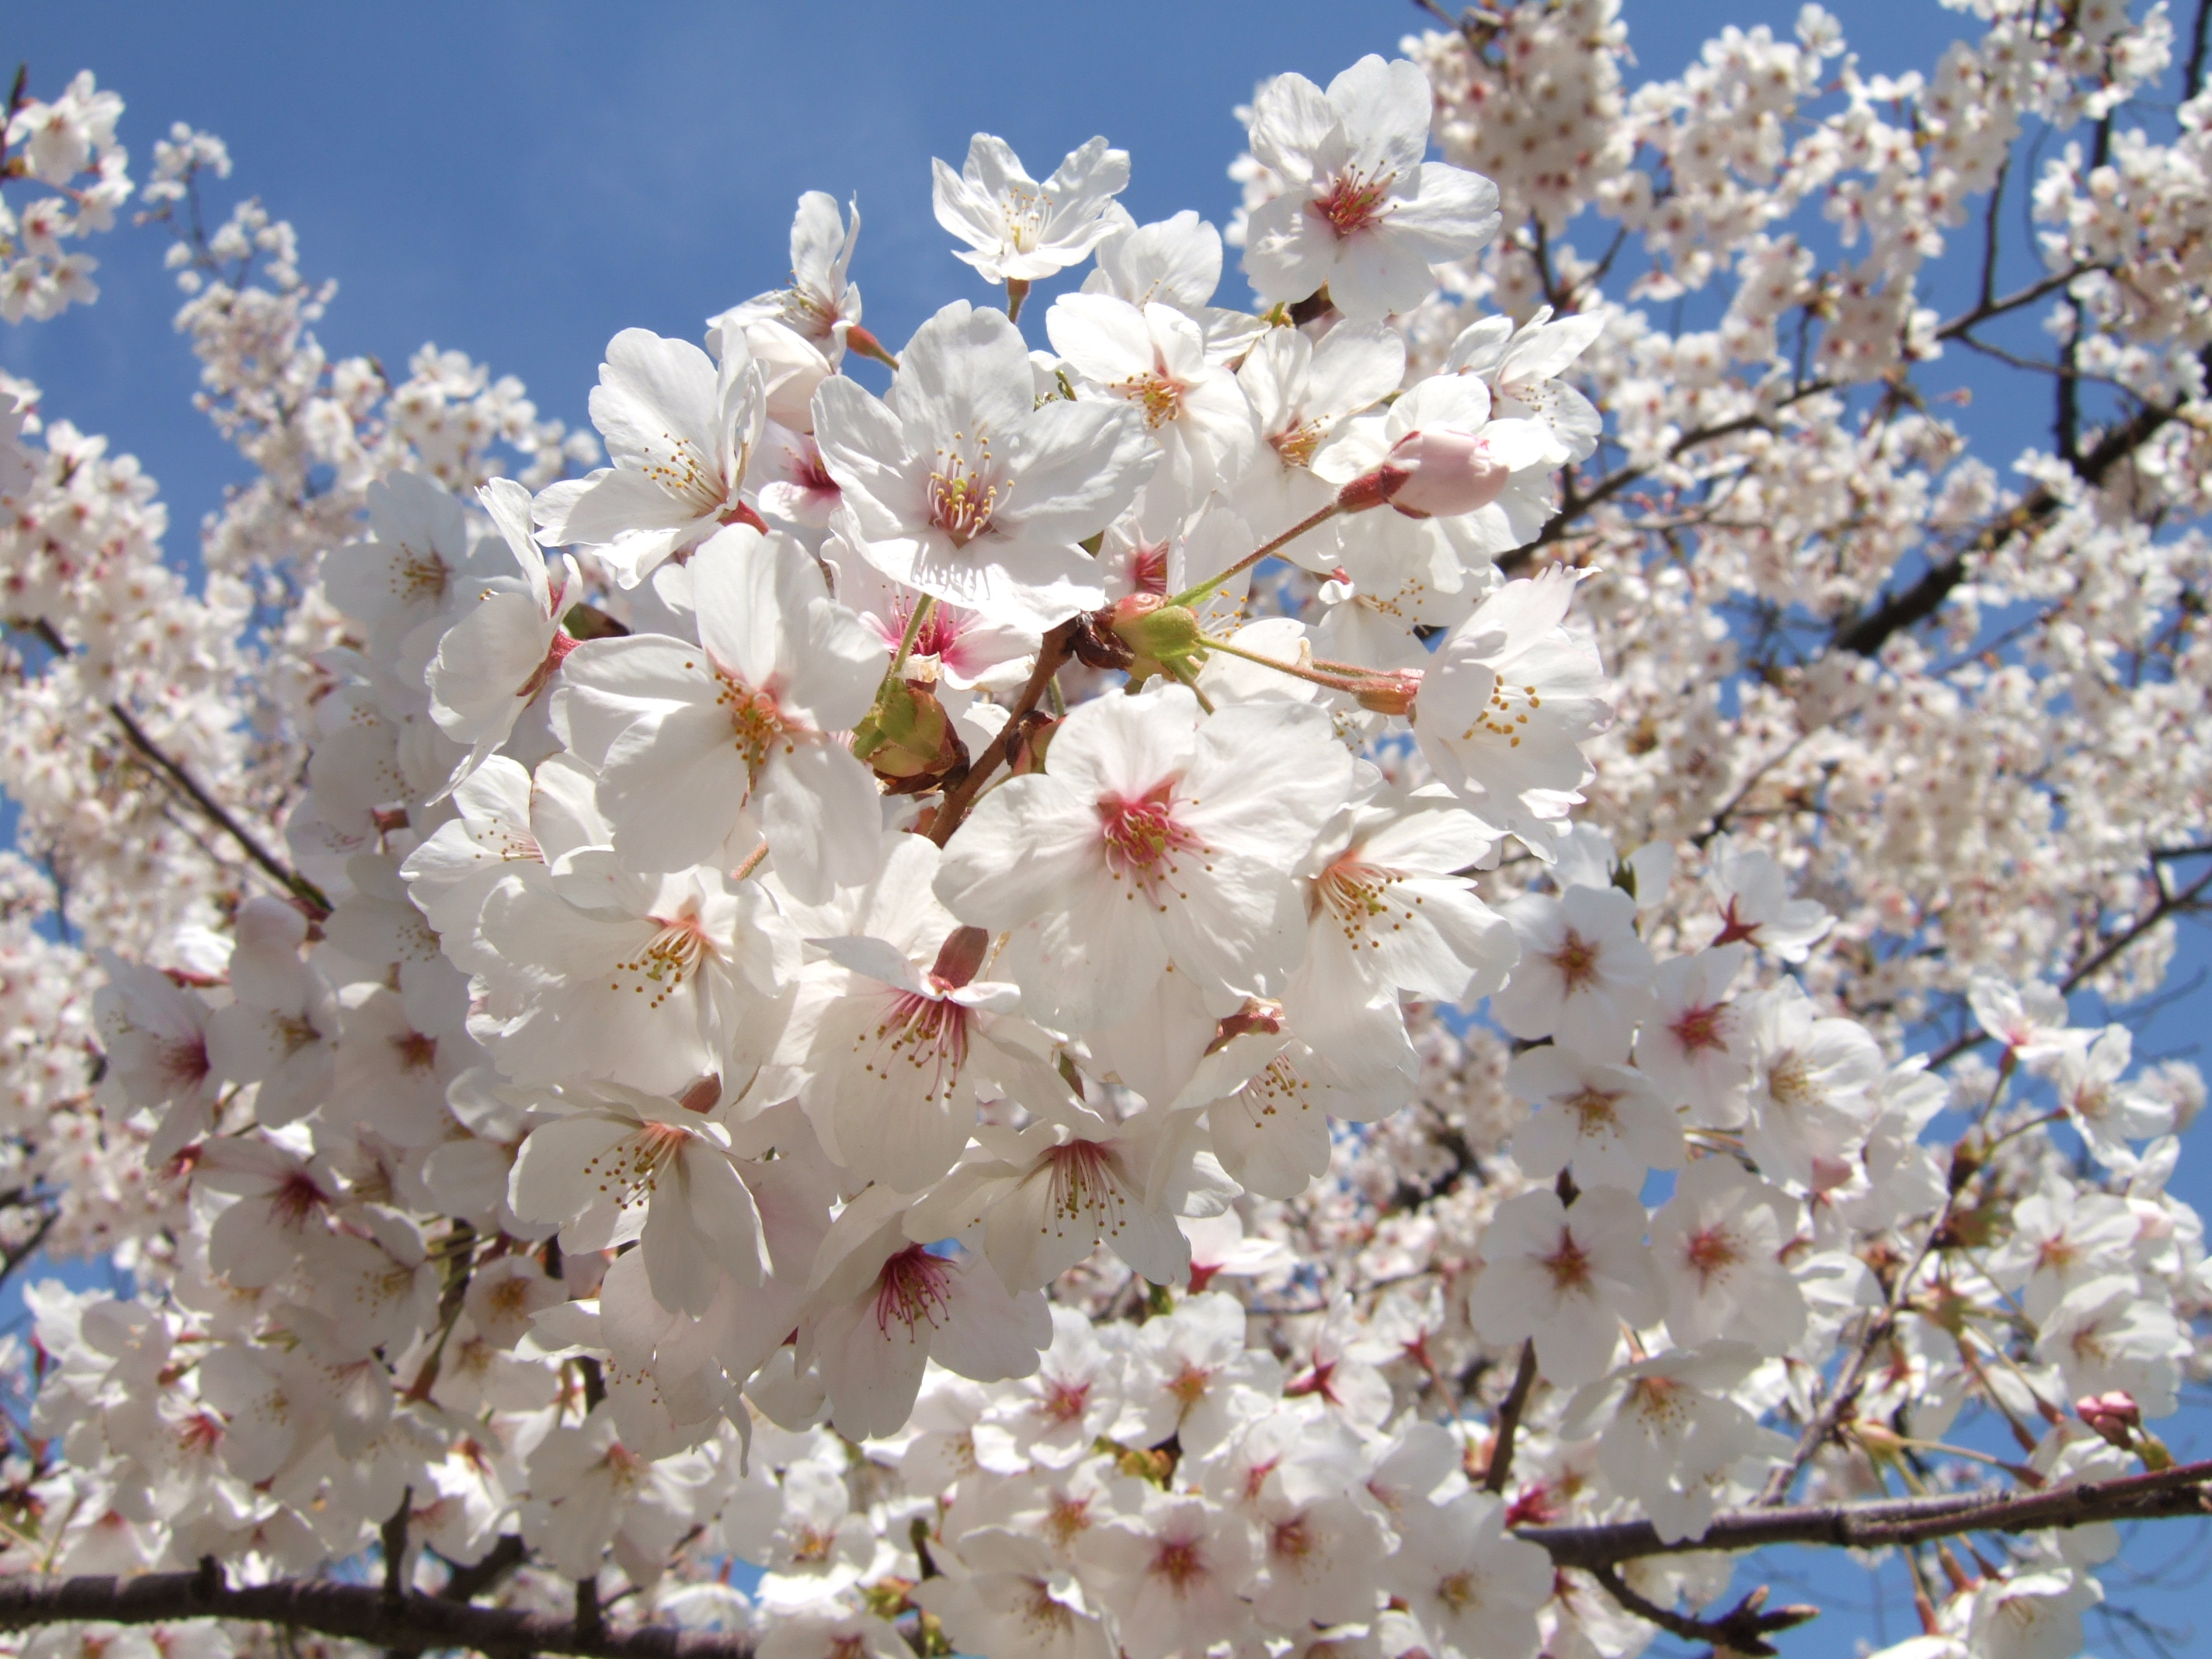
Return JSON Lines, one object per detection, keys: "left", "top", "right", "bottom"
{"left": 676, "top": 1073, "right": 722, "bottom": 1114}
{"left": 1008, "top": 710, "right": 1057, "bottom": 775}
{"left": 929, "top": 925, "right": 991, "bottom": 990}
{"left": 1355, "top": 668, "right": 1424, "bottom": 716}
{"left": 851, "top": 677, "right": 965, "bottom": 786}
{"left": 2077, "top": 1390, "right": 2142, "bottom": 1448}
{"left": 1109, "top": 593, "right": 1205, "bottom": 665}
{"left": 1382, "top": 428, "right": 1513, "bottom": 518}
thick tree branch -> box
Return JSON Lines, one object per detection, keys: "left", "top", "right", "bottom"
{"left": 8, "top": 1467, "right": 2207, "bottom": 1654}
{"left": 1519, "top": 1456, "right": 2212, "bottom": 1568}
{"left": 0, "top": 1571, "right": 754, "bottom": 1659}
{"left": 1831, "top": 392, "right": 2181, "bottom": 656}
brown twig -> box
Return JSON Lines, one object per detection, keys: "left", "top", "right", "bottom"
{"left": 1482, "top": 1340, "right": 1539, "bottom": 1494}
{"left": 1588, "top": 1567, "right": 1816, "bottom": 1658}
{"left": 927, "top": 617, "right": 1078, "bottom": 847}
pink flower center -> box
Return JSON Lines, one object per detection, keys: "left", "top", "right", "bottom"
{"left": 1682, "top": 1224, "right": 1742, "bottom": 1285}
{"left": 1312, "top": 169, "right": 1392, "bottom": 238}
{"left": 1150, "top": 1537, "right": 1209, "bottom": 1593}
{"left": 861, "top": 990, "right": 972, "bottom": 1106}
{"left": 875, "top": 1243, "right": 955, "bottom": 1337}
{"left": 1669, "top": 1001, "right": 1733, "bottom": 1056}
{"left": 1043, "top": 1139, "right": 1125, "bottom": 1228}
{"left": 614, "top": 913, "right": 713, "bottom": 1008}
{"left": 1128, "top": 537, "right": 1170, "bottom": 596}
{"left": 715, "top": 673, "right": 791, "bottom": 777}
{"left": 928, "top": 444, "right": 1002, "bottom": 547}
{"left": 1042, "top": 1375, "right": 1092, "bottom": 1425}
{"left": 1546, "top": 927, "right": 1602, "bottom": 994}
{"left": 1099, "top": 784, "right": 1203, "bottom": 895}
{"left": 1539, "top": 1228, "right": 1595, "bottom": 1293}
{"left": 516, "top": 628, "right": 578, "bottom": 701}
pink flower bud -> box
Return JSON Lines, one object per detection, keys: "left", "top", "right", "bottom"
{"left": 1355, "top": 668, "right": 1424, "bottom": 715}
{"left": 2077, "top": 1390, "right": 2141, "bottom": 1447}
{"left": 1382, "top": 428, "right": 1512, "bottom": 518}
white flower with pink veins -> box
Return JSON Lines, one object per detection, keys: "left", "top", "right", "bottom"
{"left": 914, "top": 1532, "right": 1113, "bottom": 1659}
{"left": 1233, "top": 318, "right": 1405, "bottom": 543}
{"left": 1045, "top": 292, "right": 1259, "bottom": 513}
{"left": 1506, "top": 1042, "right": 1683, "bottom": 1189}
{"left": 813, "top": 301, "right": 1155, "bottom": 628}
{"left": 1288, "top": 783, "right": 1518, "bottom": 1023}
{"left": 1647, "top": 1157, "right": 1807, "bottom": 1355}
{"left": 555, "top": 523, "right": 887, "bottom": 902}
{"left": 1486, "top": 882, "right": 1657, "bottom": 1059}
{"left": 506, "top": 1080, "right": 769, "bottom": 1316}
{"left": 1410, "top": 567, "right": 1614, "bottom": 850}
{"left": 426, "top": 478, "right": 581, "bottom": 791}
{"left": 788, "top": 836, "right": 1061, "bottom": 1191}
{"left": 1561, "top": 1341, "right": 1782, "bottom": 1545}
{"left": 475, "top": 856, "right": 797, "bottom": 1099}
{"left": 1466, "top": 1184, "right": 1657, "bottom": 1386}
{"left": 1382, "top": 1490, "right": 1551, "bottom": 1659}
{"left": 531, "top": 325, "right": 768, "bottom": 589}
{"left": 935, "top": 681, "right": 1354, "bottom": 1031}
{"left": 711, "top": 190, "right": 864, "bottom": 363}
{"left": 1242, "top": 55, "right": 1502, "bottom": 320}
{"left": 801, "top": 1184, "right": 1052, "bottom": 1441}
{"left": 1085, "top": 1490, "right": 1258, "bottom": 1658}
{"left": 931, "top": 134, "right": 1130, "bottom": 287}
{"left": 902, "top": 1101, "right": 1216, "bottom": 1293}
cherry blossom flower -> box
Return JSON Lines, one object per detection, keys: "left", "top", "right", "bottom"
{"left": 1243, "top": 56, "right": 1502, "bottom": 318}
{"left": 507, "top": 1080, "right": 768, "bottom": 1316}
{"left": 934, "top": 683, "right": 1354, "bottom": 1030}
{"left": 1382, "top": 1490, "right": 1550, "bottom": 1659}
{"left": 1087, "top": 1491, "right": 1257, "bottom": 1657}
{"left": 1648, "top": 1157, "right": 1807, "bottom": 1354}
{"left": 1487, "top": 882, "right": 1656, "bottom": 1058}
{"left": 1506, "top": 1043, "right": 1683, "bottom": 1188}
{"left": 425, "top": 478, "right": 579, "bottom": 789}
{"left": 556, "top": 523, "right": 886, "bottom": 899}
{"left": 802, "top": 1186, "right": 1052, "bottom": 1438}
{"left": 932, "top": 134, "right": 1129, "bottom": 287}
{"left": 1466, "top": 1185, "right": 1657, "bottom": 1385}
{"left": 1411, "top": 566, "right": 1614, "bottom": 850}
{"left": 711, "top": 191, "right": 864, "bottom": 362}
{"left": 814, "top": 301, "right": 1153, "bottom": 628}
{"left": 1046, "top": 294, "right": 1259, "bottom": 513}
{"left": 532, "top": 326, "right": 767, "bottom": 587}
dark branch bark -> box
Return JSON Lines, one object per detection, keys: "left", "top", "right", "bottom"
{"left": 1588, "top": 1568, "right": 1815, "bottom": 1659}
{"left": 103, "top": 700, "right": 331, "bottom": 918}
{"left": 1, "top": 1465, "right": 2207, "bottom": 1654}
{"left": 0, "top": 1571, "right": 753, "bottom": 1659}
{"left": 1831, "top": 393, "right": 2180, "bottom": 656}
{"left": 1481, "top": 1340, "right": 1539, "bottom": 1494}
{"left": 1519, "top": 1456, "right": 2212, "bottom": 1568}
{"left": 927, "top": 617, "right": 1078, "bottom": 847}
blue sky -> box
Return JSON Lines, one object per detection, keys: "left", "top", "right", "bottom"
{"left": 7, "top": 2, "right": 2211, "bottom": 1651}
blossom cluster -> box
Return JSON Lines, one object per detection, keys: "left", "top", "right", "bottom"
{"left": 1, "top": 6, "right": 2210, "bottom": 1659}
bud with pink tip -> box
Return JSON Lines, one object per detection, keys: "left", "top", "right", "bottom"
{"left": 1334, "top": 428, "right": 1515, "bottom": 521}
{"left": 1380, "top": 428, "right": 1514, "bottom": 517}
